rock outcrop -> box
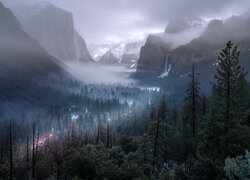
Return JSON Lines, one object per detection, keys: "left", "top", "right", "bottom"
{"left": 165, "top": 17, "right": 205, "bottom": 34}
{"left": 0, "top": 1, "right": 65, "bottom": 100}
{"left": 98, "top": 50, "right": 119, "bottom": 64}
{"left": 136, "top": 13, "right": 250, "bottom": 76}
{"left": 135, "top": 13, "right": 250, "bottom": 95}
{"left": 12, "top": 2, "right": 93, "bottom": 62}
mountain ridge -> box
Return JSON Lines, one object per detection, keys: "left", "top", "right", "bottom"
{"left": 0, "top": 1, "right": 70, "bottom": 101}
{"left": 11, "top": 2, "right": 94, "bottom": 62}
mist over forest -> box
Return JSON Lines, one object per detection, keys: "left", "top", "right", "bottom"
{"left": 0, "top": 0, "right": 250, "bottom": 179}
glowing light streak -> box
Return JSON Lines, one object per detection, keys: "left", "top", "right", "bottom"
{"left": 32, "top": 133, "right": 54, "bottom": 149}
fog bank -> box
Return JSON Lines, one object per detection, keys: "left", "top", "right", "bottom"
{"left": 65, "top": 62, "right": 135, "bottom": 85}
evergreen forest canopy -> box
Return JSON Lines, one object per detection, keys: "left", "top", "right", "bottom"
{"left": 0, "top": 41, "right": 249, "bottom": 180}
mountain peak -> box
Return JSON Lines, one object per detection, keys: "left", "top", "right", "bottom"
{"left": 98, "top": 50, "right": 119, "bottom": 64}
{"left": 12, "top": 1, "right": 93, "bottom": 61}
{"left": 31, "top": 1, "right": 70, "bottom": 15}
{"left": 33, "top": 1, "right": 54, "bottom": 9}
{"left": 165, "top": 16, "right": 205, "bottom": 34}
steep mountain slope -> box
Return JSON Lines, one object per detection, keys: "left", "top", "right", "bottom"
{"left": 136, "top": 17, "right": 206, "bottom": 74}
{"left": 168, "top": 13, "right": 250, "bottom": 72}
{"left": 98, "top": 50, "right": 119, "bottom": 64}
{"left": 12, "top": 2, "right": 93, "bottom": 62}
{"left": 135, "top": 12, "right": 250, "bottom": 94}
{"left": 75, "top": 31, "right": 95, "bottom": 63}
{"left": 97, "top": 40, "right": 144, "bottom": 65}
{"left": 136, "top": 35, "right": 171, "bottom": 73}
{"left": 121, "top": 41, "right": 144, "bottom": 66}
{"left": 165, "top": 17, "right": 205, "bottom": 34}
{"left": 0, "top": 1, "right": 66, "bottom": 100}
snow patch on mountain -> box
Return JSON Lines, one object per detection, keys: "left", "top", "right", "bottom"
{"left": 95, "top": 39, "right": 145, "bottom": 65}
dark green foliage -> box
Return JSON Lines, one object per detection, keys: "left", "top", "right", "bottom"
{"left": 0, "top": 164, "right": 9, "bottom": 180}
{"left": 151, "top": 96, "right": 170, "bottom": 167}
{"left": 181, "top": 64, "right": 202, "bottom": 172}
{"left": 197, "top": 41, "right": 250, "bottom": 179}
{"left": 118, "top": 136, "right": 138, "bottom": 153}
{"left": 64, "top": 145, "right": 151, "bottom": 180}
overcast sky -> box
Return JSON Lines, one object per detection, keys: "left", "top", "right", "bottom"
{"left": 3, "top": 0, "right": 250, "bottom": 46}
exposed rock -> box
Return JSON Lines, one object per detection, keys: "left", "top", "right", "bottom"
{"left": 0, "top": 1, "right": 65, "bottom": 99}
{"left": 12, "top": 2, "right": 93, "bottom": 62}
{"left": 136, "top": 34, "right": 171, "bottom": 73}
{"left": 98, "top": 50, "right": 119, "bottom": 64}
{"left": 120, "top": 41, "right": 143, "bottom": 66}
{"left": 74, "top": 31, "right": 95, "bottom": 63}
{"left": 165, "top": 17, "right": 205, "bottom": 34}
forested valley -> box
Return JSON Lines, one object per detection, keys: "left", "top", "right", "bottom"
{"left": 0, "top": 41, "right": 249, "bottom": 180}
{"left": 1, "top": 0, "right": 250, "bottom": 179}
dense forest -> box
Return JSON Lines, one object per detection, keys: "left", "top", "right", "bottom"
{"left": 0, "top": 41, "right": 249, "bottom": 180}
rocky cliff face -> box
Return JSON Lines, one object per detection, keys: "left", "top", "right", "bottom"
{"left": 168, "top": 13, "right": 250, "bottom": 69}
{"left": 0, "top": 1, "right": 65, "bottom": 98}
{"left": 74, "top": 31, "right": 95, "bottom": 63}
{"left": 136, "top": 17, "right": 207, "bottom": 75}
{"left": 165, "top": 17, "right": 205, "bottom": 34}
{"left": 136, "top": 34, "right": 171, "bottom": 73}
{"left": 120, "top": 41, "right": 144, "bottom": 66}
{"left": 98, "top": 50, "right": 119, "bottom": 64}
{"left": 136, "top": 12, "right": 250, "bottom": 77}
{"left": 96, "top": 40, "right": 144, "bottom": 65}
{"left": 12, "top": 2, "right": 93, "bottom": 62}
{"left": 134, "top": 13, "right": 250, "bottom": 95}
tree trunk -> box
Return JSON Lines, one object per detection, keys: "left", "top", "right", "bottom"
{"left": 153, "top": 115, "right": 160, "bottom": 167}
{"left": 191, "top": 64, "right": 196, "bottom": 138}
{"left": 9, "top": 120, "right": 13, "bottom": 180}
{"left": 32, "top": 122, "right": 35, "bottom": 178}
{"left": 96, "top": 117, "right": 100, "bottom": 145}
{"left": 35, "top": 131, "right": 39, "bottom": 165}
{"left": 107, "top": 123, "right": 110, "bottom": 148}
{"left": 1, "top": 136, "right": 3, "bottom": 163}
{"left": 26, "top": 136, "right": 29, "bottom": 162}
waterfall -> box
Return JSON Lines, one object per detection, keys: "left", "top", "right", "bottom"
{"left": 164, "top": 54, "right": 169, "bottom": 73}
{"left": 158, "top": 54, "right": 171, "bottom": 78}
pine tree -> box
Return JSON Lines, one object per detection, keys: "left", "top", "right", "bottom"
{"left": 201, "top": 95, "right": 208, "bottom": 117}
{"left": 183, "top": 63, "right": 201, "bottom": 139}
{"left": 96, "top": 116, "right": 101, "bottom": 145}
{"left": 106, "top": 120, "right": 110, "bottom": 148}
{"left": 212, "top": 41, "right": 248, "bottom": 157}
{"left": 172, "top": 106, "right": 179, "bottom": 135}
{"left": 181, "top": 64, "right": 201, "bottom": 172}
{"left": 151, "top": 96, "right": 169, "bottom": 168}
{"left": 197, "top": 41, "right": 250, "bottom": 178}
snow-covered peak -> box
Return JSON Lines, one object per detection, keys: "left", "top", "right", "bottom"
{"left": 98, "top": 50, "right": 119, "bottom": 64}
{"left": 92, "top": 39, "right": 145, "bottom": 64}
{"left": 110, "top": 43, "right": 126, "bottom": 60}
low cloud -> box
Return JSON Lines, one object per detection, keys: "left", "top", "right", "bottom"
{"left": 4, "top": 0, "right": 250, "bottom": 46}
{"left": 65, "top": 62, "right": 135, "bottom": 85}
